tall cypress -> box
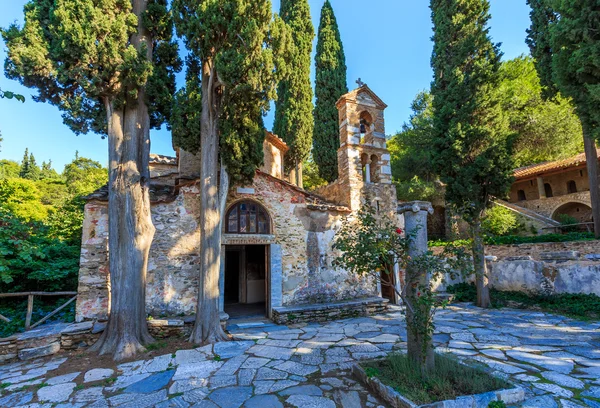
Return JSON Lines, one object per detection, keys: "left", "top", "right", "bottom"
{"left": 274, "top": 0, "right": 314, "bottom": 187}
{"left": 313, "top": 0, "right": 347, "bottom": 183}
{"left": 430, "top": 0, "right": 513, "bottom": 309}
{"left": 525, "top": 0, "right": 558, "bottom": 99}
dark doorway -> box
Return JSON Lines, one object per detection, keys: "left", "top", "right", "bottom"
{"left": 380, "top": 263, "right": 396, "bottom": 303}
{"left": 224, "top": 245, "right": 268, "bottom": 318}
{"left": 544, "top": 183, "right": 554, "bottom": 198}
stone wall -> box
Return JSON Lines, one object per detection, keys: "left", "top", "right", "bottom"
{"left": 516, "top": 191, "right": 592, "bottom": 221}
{"left": 272, "top": 297, "right": 388, "bottom": 325}
{"left": 76, "top": 173, "right": 380, "bottom": 321}
{"left": 432, "top": 241, "right": 600, "bottom": 296}
{"left": 510, "top": 167, "right": 588, "bottom": 203}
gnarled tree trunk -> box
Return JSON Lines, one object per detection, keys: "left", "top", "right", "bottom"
{"left": 583, "top": 132, "right": 600, "bottom": 238}
{"left": 471, "top": 217, "right": 490, "bottom": 308}
{"left": 90, "top": 0, "right": 156, "bottom": 361}
{"left": 190, "top": 59, "right": 230, "bottom": 344}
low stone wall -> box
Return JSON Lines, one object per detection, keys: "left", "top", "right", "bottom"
{"left": 432, "top": 244, "right": 600, "bottom": 297}
{"left": 272, "top": 297, "right": 389, "bottom": 325}
{"left": 485, "top": 240, "right": 600, "bottom": 261}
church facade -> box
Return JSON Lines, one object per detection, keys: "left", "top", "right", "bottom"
{"left": 75, "top": 85, "right": 399, "bottom": 323}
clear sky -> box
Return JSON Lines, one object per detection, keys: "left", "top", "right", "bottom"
{"left": 0, "top": 0, "right": 532, "bottom": 171}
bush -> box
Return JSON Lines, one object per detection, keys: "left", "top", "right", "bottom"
{"left": 482, "top": 206, "right": 521, "bottom": 236}
{"left": 557, "top": 213, "right": 579, "bottom": 232}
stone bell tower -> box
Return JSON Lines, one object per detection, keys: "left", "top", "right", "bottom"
{"left": 334, "top": 83, "right": 396, "bottom": 214}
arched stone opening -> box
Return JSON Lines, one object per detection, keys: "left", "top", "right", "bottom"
{"left": 370, "top": 154, "right": 380, "bottom": 183}
{"left": 359, "top": 111, "right": 373, "bottom": 143}
{"left": 552, "top": 202, "right": 592, "bottom": 224}
{"left": 225, "top": 200, "right": 271, "bottom": 234}
{"left": 361, "top": 153, "right": 371, "bottom": 182}
{"left": 544, "top": 183, "right": 554, "bottom": 198}
{"left": 567, "top": 180, "right": 577, "bottom": 194}
{"left": 517, "top": 190, "right": 526, "bottom": 201}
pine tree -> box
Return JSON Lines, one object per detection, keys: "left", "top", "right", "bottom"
{"left": 19, "top": 148, "right": 30, "bottom": 179}
{"left": 430, "top": 0, "right": 513, "bottom": 312}
{"left": 172, "top": 0, "right": 291, "bottom": 343}
{"left": 313, "top": 0, "right": 347, "bottom": 183}
{"left": 273, "top": 0, "right": 314, "bottom": 187}
{"left": 527, "top": 0, "right": 600, "bottom": 238}
{"left": 3, "top": 0, "right": 180, "bottom": 360}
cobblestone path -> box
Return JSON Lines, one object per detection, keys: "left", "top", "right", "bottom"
{"left": 0, "top": 304, "right": 599, "bottom": 407}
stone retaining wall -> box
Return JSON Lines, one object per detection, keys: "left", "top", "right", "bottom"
{"left": 485, "top": 240, "right": 600, "bottom": 260}
{"left": 272, "top": 297, "right": 389, "bottom": 325}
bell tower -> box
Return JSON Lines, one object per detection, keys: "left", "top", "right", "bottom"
{"left": 335, "top": 83, "right": 395, "bottom": 213}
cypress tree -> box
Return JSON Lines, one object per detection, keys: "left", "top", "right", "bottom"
{"left": 525, "top": 0, "right": 558, "bottom": 99}
{"left": 430, "top": 0, "right": 514, "bottom": 309}
{"left": 172, "top": 0, "right": 291, "bottom": 343}
{"left": 527, "top": 0, "right": 600, "bottom": 238}
{"left": 3, "top": 0, "right": 181, "bottom": 360}
{"left": 313, "top": 0, "right": 347, "bottom": 183}
{"left": 273, "top": 0, "right": 314, "bottom": 187}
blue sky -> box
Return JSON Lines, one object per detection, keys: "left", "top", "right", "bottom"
{"left": 0, "top": 0, "right": 532, "bottom": 171}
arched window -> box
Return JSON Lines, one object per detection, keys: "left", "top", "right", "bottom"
{"left": 567, "top": 180, "right": 577, "bottom": 194}
{"left": 361, "top": 153, "right": 370, "bottom": 182}
{"left": 517, "top": 190, "right": 526, "bottom": 201}
{"left": 226, "top": 201, "right": 270, "bottom": 234}
{"left": 370, "top": 154, "right": 380, "bottom": 183}
{"left": 359, "top": 111, "right": 373, "bottom": 142}
{"left": 544, "top": 183, "right": 554, "bottom": 198}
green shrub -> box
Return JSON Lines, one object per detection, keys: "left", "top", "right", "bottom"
{"left": 482, "top": 206, "right": 521, "bottom": 236}
{"left": 447, "top": 283, "right": 600, "bottom": 320}
{"left": 557, "top": 213, "right": 579, "bottom": 232}
{"left": 362, "top": 353, "right": 509, "bottom": 405}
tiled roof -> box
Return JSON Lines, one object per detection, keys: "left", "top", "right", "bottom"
{"left": 150, "top": 154, "right": 177, "bottom": 165}
{"left": 513, "top": 152, "right": 596, "bottom": 179}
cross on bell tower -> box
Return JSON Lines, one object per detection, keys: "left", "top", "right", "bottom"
{"left": 356, "top": 78, "right": 365, "bottom": 87}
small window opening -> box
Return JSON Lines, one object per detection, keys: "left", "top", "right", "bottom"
{"left": 567, "top": 180, "right": 577, "bottom": 194}
{"left": 544, "top": 183, "right": 554, "bottom": 198}
{"left": 361, "top": 153, "right": 370, "bottom": 182}
{"left": 517, "top": 190, "right": 526, "bottom": 201}
{"left": 530, "top": 180, "right": 534, "bottom": 186}
{"left": 580, "top": 170, "right": 584, "bottom": 177}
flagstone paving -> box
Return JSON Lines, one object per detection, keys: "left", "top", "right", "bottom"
{"left": 0, "top": 303, "right": 599, "bottom": 407}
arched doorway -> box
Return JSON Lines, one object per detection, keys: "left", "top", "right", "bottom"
{"left": 223, "top": 201, "right": 272, "bottom": 318}
{"left": 552, "top": 202, "right": 592, "bottom": 229}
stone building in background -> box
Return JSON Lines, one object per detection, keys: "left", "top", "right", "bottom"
{"left": 76, "top": 85, "right": 399, "bottom": 324}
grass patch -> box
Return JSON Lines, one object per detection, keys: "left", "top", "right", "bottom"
{"left": 448, "top": 283, "right": 600, "bottom": 320}
{"left": 362, "top": 353, "right": 510, "bottom": 405}
{"left": 145, "top": 341, "right": 167, "bottom": 352}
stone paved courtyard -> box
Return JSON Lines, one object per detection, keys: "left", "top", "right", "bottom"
{"left": 0, "top": 303, "right": 599, "bottom": 407}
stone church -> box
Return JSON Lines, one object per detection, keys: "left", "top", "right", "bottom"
{"left": 75, "top": 85, "right": 399, "bottom": 324}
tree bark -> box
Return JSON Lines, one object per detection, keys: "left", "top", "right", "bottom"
{"left": 471, "top": 217, "right": 490, "bottom": 308}
{"left": 583, "top": 132, "right": 600, "bottom": 238}
{"left": 189, "top": 59, "right": 230, "bottom": 344}
{"left": 296, "top": 160, "right": 303, "bottom": 189}
{"left": 90, "top": 0, "right": 156, "bottom": 361}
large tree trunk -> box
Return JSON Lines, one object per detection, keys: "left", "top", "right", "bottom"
{"left": 296, "top": 160, "right": 303, "bottom": 189}
{"left": 583, "top": 133, "right": 600, "bottom": 238}
{"left": 471, "top": 217, "right": 490, "bottom": 308}
{"left": 190, "top": 59, "right": 230, "bottom": 344}
{"left": 90, "top": 0, "right": 156, "bottom": 361}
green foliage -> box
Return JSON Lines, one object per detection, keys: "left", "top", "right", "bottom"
{"left": 0, "top": 160, "right": 20, "bottom": 179}
{"left": 302, "top": 157, "right": 328, "bottom": 191}
{"left": 274, "top": 0, "right": 315, "bottom": 173}
{"left": 0, "top": 207, "right": 79, "bottom": 292}
{"left": 557, "top": 213, "right": 579, "bottom": 232}
{"left": 172, "top": 0, "right": 292, "bottom": 185}
{"left": 171, "top": 56, "right": 202, "bottom": 154}
{"left": 0, "top": 297, "right": 76, "bottom": 338}
{"left": 334, "top": 204, "right": 471, "bottom": 366}
{"left": 481, "top": 206, "right": 522, "bottom": 237}
{"left": 488, "top": 402, "right": 507, "bottom": 408}
{"left": 394, "top": 176, "right": 443, "bottom": 203}
{"left": 497, "top": 56, "right": 583, "bottom": 167}
{"left": 525, "top": 0, "right": 559, "bottom": 99}
{"left": 362, "top": 353, "right": 509, "bottom": 405}
{"left": 313, "top": 0, "right": 347, "bottom": 182}
{"left": 0, "top": 87, "right": 25, "bottom": 102}
{"left": 19, "top": 149, "right": 41, "bottom": 181}
{"left": 545, "top": 1, "right": 600, "bottom": 141}
{"left": 63, "top": 156, "right": 108, "bottom": 197}
{"left": 447, "top": 283, "right": 600, "bottom": 320}
{"left": 2, "top": 0, "right": 179, "bottom": 136}
{"left": 0, "top": 178, "right": 49, "bottom": 221}
{"left": 430, "top": 0, "right": 514, "bottom": 223}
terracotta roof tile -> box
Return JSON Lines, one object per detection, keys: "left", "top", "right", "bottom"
{"left": 513, "top": 152, "right": 596, "bottom": 179}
